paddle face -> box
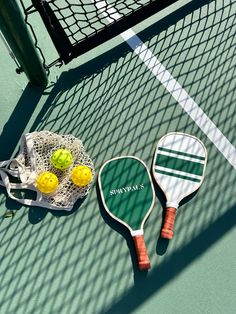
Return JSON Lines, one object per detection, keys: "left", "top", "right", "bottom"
{"left": 153, "top": 132, "right": 207, "bottom": 206}
{"left": 153, "top": 133, "right": 207, "bottom": 239}
{"left": 98, "top": 156, "right": 155, "bottom": 270}
{"left": 99, "top": 156, "right": 155, "bottom": 233}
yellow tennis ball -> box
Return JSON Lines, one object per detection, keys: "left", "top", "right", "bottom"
{"left": 36, "top": 171, "right": 59, "bottom": 194}
{"left": 50, "top": 149, "right": 73, "bottom": 170}
{"left": 71, "top": 165, "right": 93, "bottom": 187}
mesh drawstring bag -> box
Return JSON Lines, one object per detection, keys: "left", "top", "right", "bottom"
{"left": 0, "top": 131, "right": 95, "bottom": 211}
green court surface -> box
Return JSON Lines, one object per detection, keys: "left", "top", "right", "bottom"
{"left": 0, "top": 0, "right": 236, "bottom": 313}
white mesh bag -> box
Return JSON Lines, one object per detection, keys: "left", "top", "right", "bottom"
{"left": 0, "top": 131, "right": 95, "bottom": 211}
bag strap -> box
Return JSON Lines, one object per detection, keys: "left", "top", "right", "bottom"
{"left": 0, "top": 132, "right": 74, "bottom": 211}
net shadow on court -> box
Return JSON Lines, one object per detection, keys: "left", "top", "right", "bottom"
{"left": 0, "top": 1, "right": 235, "bottom": 313}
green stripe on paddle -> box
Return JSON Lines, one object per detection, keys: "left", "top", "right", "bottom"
{"left": 156, "top": 154, "right": 204, "bottom": 176}
{"left": 155, "top": 169, "right": 201, "bottom": 182}
{"left": 159, "top": 147, "right": 205, "bottom": 160}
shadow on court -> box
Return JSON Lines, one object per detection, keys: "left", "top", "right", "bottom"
{"left": 0, "top": 0, "right": 215, "bottom": 159}
{"left": 0, "top": 85, "right": 45, "bottom": 160}
{"left": 103, "top": 203, "right": 236, "bottom": 314}
{"left": 0, "top": 0, "right": 235, "bottom": 313}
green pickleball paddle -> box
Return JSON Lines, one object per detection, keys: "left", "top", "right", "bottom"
{"left": 153, "top": 132, "right": 207, "bottom": 240}
{"left": 98, "top": 156, "right": 155, "bottom": 271}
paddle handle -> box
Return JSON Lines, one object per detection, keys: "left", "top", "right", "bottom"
{"left": 133, "top": 235, "right": 151, "bottom": 271}
{"left": 161, "top": 207, "right": 177, "bottom": 240}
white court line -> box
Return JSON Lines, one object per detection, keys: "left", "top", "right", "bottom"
{"left": 94, "top": 1, "right": 236, "bottom": 170}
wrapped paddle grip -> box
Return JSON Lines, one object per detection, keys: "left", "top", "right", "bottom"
{"left": 161, "top": 207, "right": 177, "bottom": 239}
{"left": 133, "top": 235, "right": 151, "bottom": 271}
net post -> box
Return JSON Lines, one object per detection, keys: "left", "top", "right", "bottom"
{"left": 0, "top": 0, "right": 48, "bottom": 87}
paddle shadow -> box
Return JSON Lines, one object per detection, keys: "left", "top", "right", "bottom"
{"left": 104, "top": 202, "right": 236, "bottom": 314}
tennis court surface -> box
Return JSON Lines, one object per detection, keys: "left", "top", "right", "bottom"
{"left": 0, "top": 0, "right": 235, "bottom": 313}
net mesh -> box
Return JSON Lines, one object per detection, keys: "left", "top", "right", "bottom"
{"left": 44, "top": 0, "right": 154, "bottom": 45}
{"left": 29, "top": 0, "right": 178, "bottom": 65}
{"left": 16, "top": 131, "right": 95, "bottom": 209}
